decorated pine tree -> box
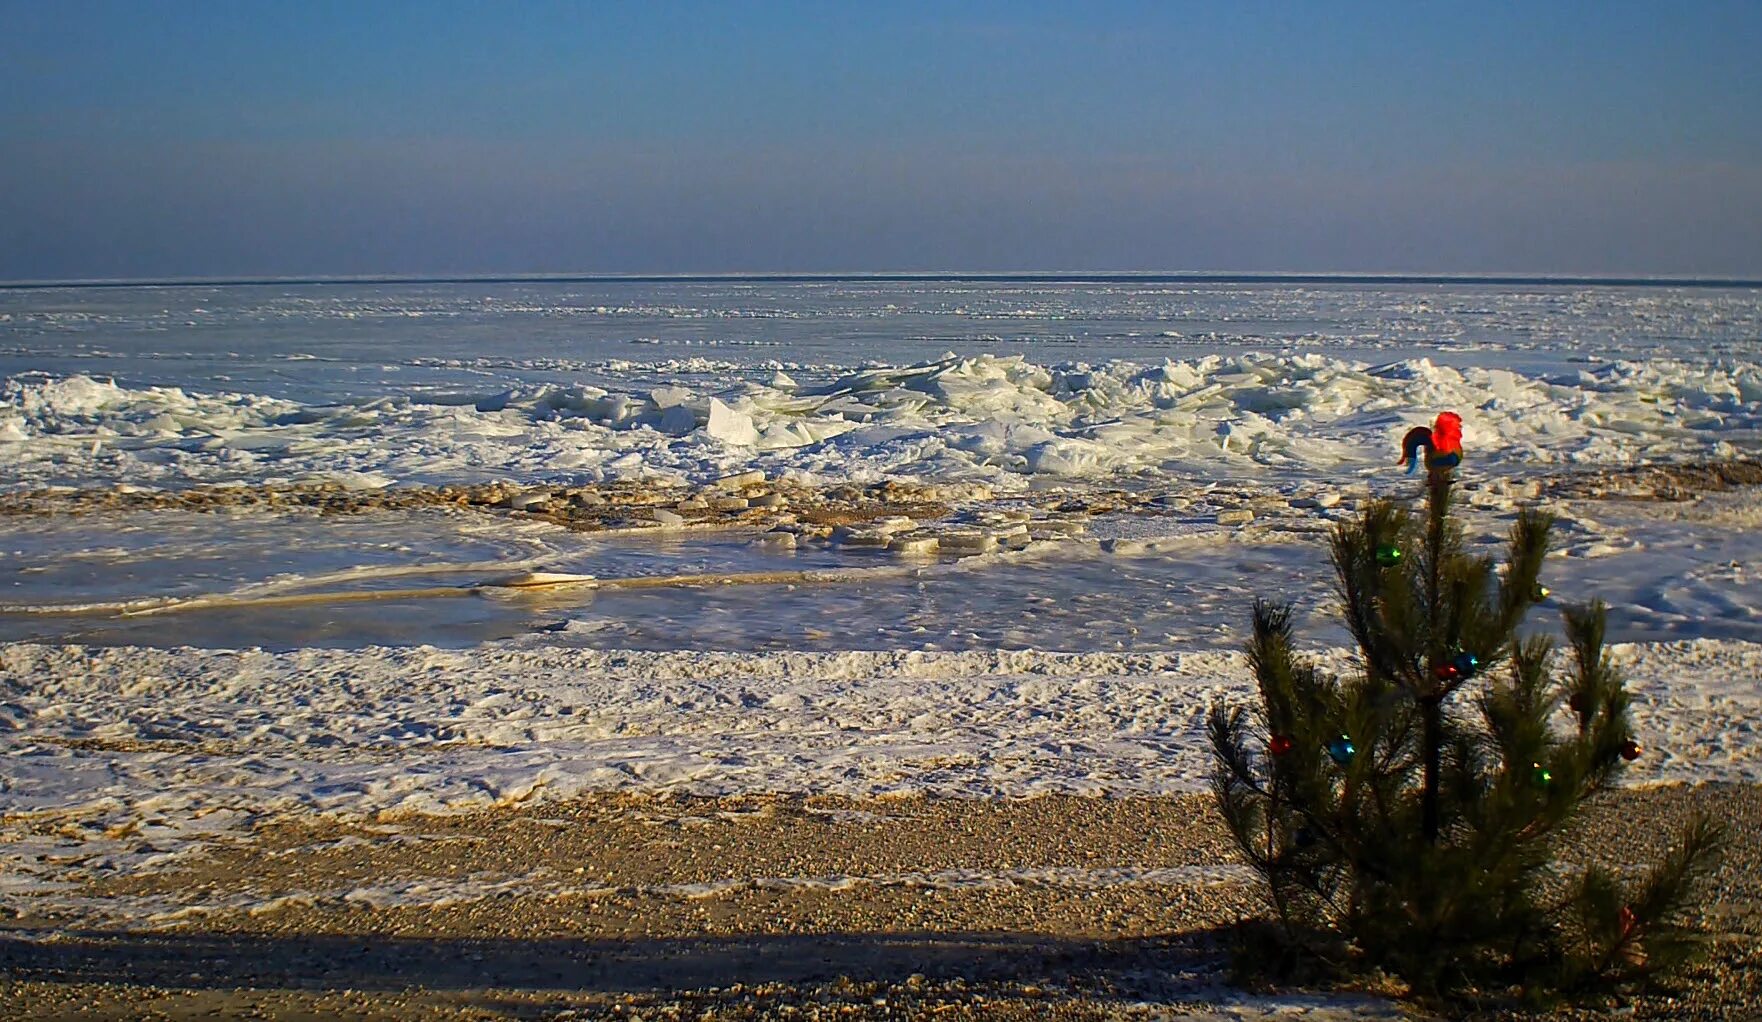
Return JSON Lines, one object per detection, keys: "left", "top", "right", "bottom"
{"left": 1208, "top": 465, "right": 1724, "bottom": 999}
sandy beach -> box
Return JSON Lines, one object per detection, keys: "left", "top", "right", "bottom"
{"left": 1, "top": 786, "right": 1756, "bottom": 1020}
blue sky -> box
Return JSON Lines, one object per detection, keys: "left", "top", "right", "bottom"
{"left": 2, "top": 1, "right": 1759, "bottom": 279}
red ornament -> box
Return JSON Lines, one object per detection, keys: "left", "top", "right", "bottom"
{"left": 1434, "top": 663, "right": 1460, "bottom": 681}
{"left": 1269, "top": 734, "right": 1296, "bottom": 757}
{"left": 1618, "top": 905, "right": 1638, "bottom": 938}
{"left": 1620, "top": 739, "right": 1643, "bottom": 762}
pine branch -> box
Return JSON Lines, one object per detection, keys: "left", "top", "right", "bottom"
{"left": 1329, "top": 501, "right": 1415, "bottom": 686}
{"left": 1497, "top": 509, "right": 1555, "bottom": 635}
{"left": 1208, "top": 704, "right": 1274, "bottom": 803}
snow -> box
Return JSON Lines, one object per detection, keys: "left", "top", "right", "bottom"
{"left": 5, "top": 280, "right": 1758, "bottom": 491}
{"left": 1, "top": 638, "right": 1757, "bottom": 906}
{"left": 3, "top": 352, "right": 1759, "bottom": 493}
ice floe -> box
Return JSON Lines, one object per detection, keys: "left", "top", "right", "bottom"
{"left": 4, "top": 352, "right": 1759, "bottom": 492}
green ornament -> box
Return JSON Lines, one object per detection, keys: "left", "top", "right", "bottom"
{"left": 1326, "top": 735, "right": 1357, "bottom": 765}
{"left": 1530, "top": 761, "right": 1553, "bottom": 789}
{"left": 1374, "top": 544, "right": 1403, "bottom": 568}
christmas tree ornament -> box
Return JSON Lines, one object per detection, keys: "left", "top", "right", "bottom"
{"left": 1326, "top": 735, "right": 1357, "bottom": 765}
{"left": 1620, "top": 739, "right": 1643, "bottom": 762}
{"left": 1295, "top": 827, "right": 1316, "bottom": 849}
{"left": 1269, "top": 733, "right": 1295, "bottom": 757}
{"left": 1434, "top": 662, "right": 1460, "bottom": 681}
{"left": 1397, "top": 411, "right": 1465, "bottom": 476}
{"left": 1568, "top": 692, "right": 1589, "bottom": 714}
{"left": 1530, "top": 762, "right": 1553, "bottom": 789}
{"left": 1374, "top": 544, "right": 1403, "bottom": 567}
{"left": 1533, "top": 584, "right": 1551, "bottom": 601}
{"left": 1618, "top": 905, "right": 1638, "bottom": 938}
{"left": 1451, "top": 652, "right": 1480, "bottom": 677}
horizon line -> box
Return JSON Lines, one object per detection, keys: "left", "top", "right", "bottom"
{"left": 3, "top": 270, "right": 1760, "bottom": 291}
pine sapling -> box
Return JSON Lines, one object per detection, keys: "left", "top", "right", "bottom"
{"left": 1208, "top": 471, "right": 1723, "bottom": 999}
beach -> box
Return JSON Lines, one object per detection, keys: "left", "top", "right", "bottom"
{"left": 4, "top": 279, "right": 1762, "bottom": 1018}
{"left": 3, "top": 788, "right": 1759, "bottom": 1020}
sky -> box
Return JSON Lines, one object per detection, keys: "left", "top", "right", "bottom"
{"left": 2, "top": 1, "right": 1759, "bottom": 280}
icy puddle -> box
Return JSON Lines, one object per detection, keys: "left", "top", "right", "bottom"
{"left": 0, "top": 508, "right": 862, "bottom": 648}
{"left": 0, "top": 505, "right": 1326, "bottom": 650}
{"left": 509, "top": 533, "right": 1344, "bottom": 653}
{"left": 3, "top": 492, "right": 1761, "bottom": 650}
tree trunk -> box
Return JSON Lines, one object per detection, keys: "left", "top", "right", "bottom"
{"left": 1422, "top": 695, "right": 1442, "bottom": 843}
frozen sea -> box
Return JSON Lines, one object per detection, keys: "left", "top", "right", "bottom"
{"left": 3, "top": 275, "right": 1762, "bottom": 913}
{"left": 3, "top": 275, "right": 1760, "bottom": 651}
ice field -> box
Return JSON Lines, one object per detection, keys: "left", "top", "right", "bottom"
{"left": 3, "top": 276, "right": 1761, "bottom": 921}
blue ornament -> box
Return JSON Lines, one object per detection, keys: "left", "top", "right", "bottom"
{"left": 1452, "top": 652, "right": 1480, "bottom": 678}
{"left": 1326, "top": 735, "right": 1356, "bottom": 766}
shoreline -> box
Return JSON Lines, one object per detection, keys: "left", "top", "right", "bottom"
{"left": 6, "top": 457, "right": 1757, "bottom": 518}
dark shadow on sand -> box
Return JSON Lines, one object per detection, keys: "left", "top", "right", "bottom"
{"left": 0, "top": 927, "right": 1234, "bottom": 997}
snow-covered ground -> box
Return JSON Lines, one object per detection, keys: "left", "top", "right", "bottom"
{"left": 3, "top": 637, "right": 1760, "bottom": 915}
